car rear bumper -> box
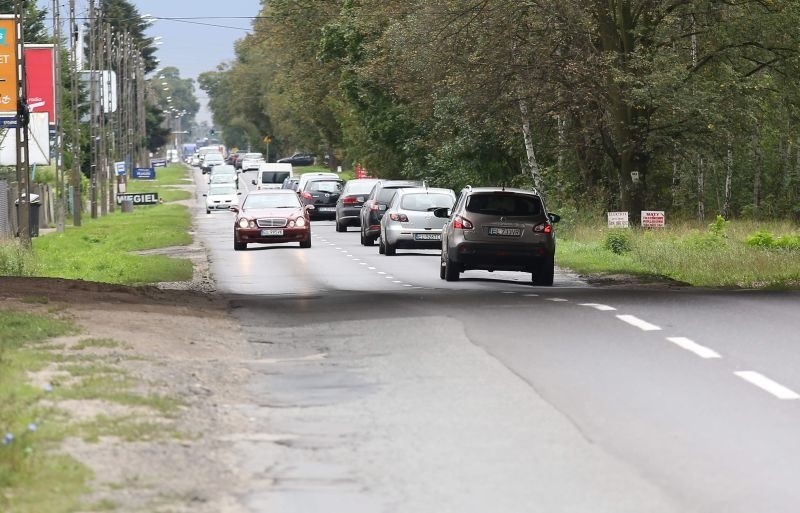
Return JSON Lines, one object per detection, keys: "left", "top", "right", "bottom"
{"left": 385, "top": 225, "right": 443, "bottom": 249}
{"left": 450, "top": 241, "right": 554, "bottom": 271}
{"left": 337, "top": 206, "right": 362, "bottom": 225}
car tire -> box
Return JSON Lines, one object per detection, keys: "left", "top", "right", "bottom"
{"left": 444, "top": 254, "right": 460, "bottom": 281}
{"left": 533, "top": 258, "right": 555, "bottom": 286}
{"left": 361, "top": 229, "right": 374, "bottom": 246}
{"left": 439, "top": 256, "right": 446, "bottom": 280}
{"left": 300, "top": 235, "right": 312, "bottom": 248}
{"left": 234, "top": 241, "right": 247, "bottom": 251}
{"left": 336, "top": 219, "right": 346, "bottom": 232}
{"left": 384, "top": 239, "right": 396, "bottom": 256}
{"left": 206, "top": 209, "right": 210, "bottom": 214}
{"left": 378, "top": 236, "right": 385, "bottom": 254}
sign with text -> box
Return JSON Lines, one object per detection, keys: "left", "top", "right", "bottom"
{"left": 0, "top": 112, "right": 50, "bottom": 165}
{"left": 116, "top": 192, "right": 159, "bottom": 205}
{"left": 607, "top": 212, "right": 629, "bottom": 228}
{"left": 0, "top": 16, "right": 18, "bottom": 116}
{"left": 114, "top": 161, "right": 126, "bottom": 176}
{"left": 150, "top": 158, "right": 167, "bottom": 168}
{"left": 132, "top": 167, "right": 156, "bottom": 180}
{"left": 24, "top": 45, "right": 56, "bottom": 122}
{"left": 641, "top": 210, "right": 666, "bottom": 228}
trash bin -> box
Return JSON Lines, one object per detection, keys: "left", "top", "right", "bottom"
{"left": 14, "top": 193, "right": 41, "bottom": 237}
{"left": 121, "top": 199, "right": 134, "bottom": 213}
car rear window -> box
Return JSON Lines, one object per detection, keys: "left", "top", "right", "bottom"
{"left": 400, "top": 193, "right": 454, "bottom": 211}
{"left": 261, "top": 172, "right": 290, "bottom": 184}
{"left": 465, "top": 193, "right": 542, "bottom": 216}
{"left": 307, "top": 180, "right": 343, "bottom": 193}
{"left": 345, "top": 181, "right": 378, "bottom": 195}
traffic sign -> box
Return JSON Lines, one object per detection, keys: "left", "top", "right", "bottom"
{"left": 114, "top": 161, "right": 126, "bottom": 176}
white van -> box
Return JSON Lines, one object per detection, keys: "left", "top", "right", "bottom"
{"left": 296, "top": 172, "right": 340, "bottom": 193}
{"left": 252, "top": 162, "right": 294, "bottom": 190}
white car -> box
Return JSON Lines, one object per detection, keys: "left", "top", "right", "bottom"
{"left": 204, "top": 183, "right": 240, "bottom": 214}
{"left": 240, "top": 153, "right": 265, "bottom": 172}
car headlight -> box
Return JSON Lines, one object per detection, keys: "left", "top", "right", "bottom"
{"left": 295, "top": 217, "right": 306, "bottom": 227}
{"left": 238, "top": 218, "right": 249, "bottom": 228}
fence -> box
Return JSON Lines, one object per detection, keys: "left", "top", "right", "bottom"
{"left": 1, "top": 180, "right": 56, "bottom": 239}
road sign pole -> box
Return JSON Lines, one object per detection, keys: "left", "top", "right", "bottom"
{"left": 12, "top": 4, "right": 31, "bottom": 245}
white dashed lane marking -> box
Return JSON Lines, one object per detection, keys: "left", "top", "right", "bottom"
{"left": 666, "top": 337, "right": 721, "bottom": 359}
{"left": 546, "top": 298, "right": 568, "bottom": 302}
{"left": 580, "top": 303, "right": 617, "bottom": 311}
{"left": 734, "top": 371, "right": 800, "bottom": 400}
{"left": 616, "top": 314, "right": 662, "bottom": 331}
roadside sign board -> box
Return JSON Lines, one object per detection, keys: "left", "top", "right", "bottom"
{"left": 114, "top": 161, "right": 126, "bottom": 176}
{"left": 132, "top": 167, "right": 156, "bottom": 180}
{"left": 150, "top": 158, "right": 167, "bottom": 167}
{"left": 641, "top": 210, "right": 665, "bottom": 228}
{"left": 24, "top": 45, "right": 56, "bottom": 122}
{"left": 607, "top": 212, "right": 629, "bottom": 228}
{"left": 0, "top": 17, "right": 18, "bottom": 117}
{"left": 116, "top": 192, "right": 159, "bottom": 205}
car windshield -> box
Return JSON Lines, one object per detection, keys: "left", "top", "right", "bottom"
{"left": 206, "top": 155, "right": 223, "bottom": 162}
{"left": 465, "top": 193, "right": 542, "bottom": 216}
{"left": 377, "top": 187, "right": 406, "bottom": 203}
{"left": 400, "top": 193, "right": 454, "bottom": 211}
{"left": 244, "top": 194, "right": 301, "bottom": 209}
{"left": 245, "top": 153, "right": 263, "bottom": 159}
{"left": 210, "top": 175, "right": 235, "bottom": 184}
{"left": 307, "top": 180, "right": 343, "bottom": 193}
{"left": 209, "top": 186, "right": 236, "bottom": 196}
{"left": 261, "top": 172, "right": 290, "bottom": 184}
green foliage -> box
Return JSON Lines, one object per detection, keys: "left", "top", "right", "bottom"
{"left": 603, "top": 230, "right": 633, "bottom": 255}
{"left": 0, "top": 240, "right": 39, "bottom": 277}
{"left": 746, "top": 231, "right": 800, "bottom": 250}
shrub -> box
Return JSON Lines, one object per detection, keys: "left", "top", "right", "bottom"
{"left": 746, "top": 230, "right": 775, "bottom": 248}
{"left": 603, "top": 230, "right": 633, "bottom": 254}
{"left": 0, "top": 239, "right": 38, "bottom": 276}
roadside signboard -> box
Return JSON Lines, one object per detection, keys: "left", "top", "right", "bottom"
{"left": 24, "top": 45, "right": 56, "bottom": 122}
{"left": 641, "top": 210, "right": 666, "bottom": 228}
{"left": 132, "top": 167, "right": 156, "bottom": 180}
{"left": 116, "top": 192, "right": 159, "bottom": 205}
{"left": 607, "top": 212, "right": 629, "bottom": 228}
{"left": 0, "top": 16, "right": 18, "bottom": 117}
{"left": 114, "top": 161, "right": 126, "bottom": 176}
{"left": 150, "top": 158, "right": 167, "bottom": 167}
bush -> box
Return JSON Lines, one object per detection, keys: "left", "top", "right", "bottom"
{"left": 603, "top": 230, "right": 633, "bottom": 254}
{"left": 0, "top": 240, "right": 38, "bottom": 276}
{"left": 746, "top": 230, "right": 800, "bottom": 250}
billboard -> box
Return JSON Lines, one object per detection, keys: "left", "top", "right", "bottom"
{"left": 24, "top": 45, "right": 56, "bottom": 122}
{"left": 0, "top": 16, "right": 18, "bottom": 117}
{"left": 78, "top": 70, "right": 117, "bottom": 114}
{"left": 0, "top": 112, "right": 51, "bottom": 165}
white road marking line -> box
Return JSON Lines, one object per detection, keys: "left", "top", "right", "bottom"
{"left": 385, "top": 276, "right": 393, "bottom": 279}
{"left": 335, "top": 247, "right": 342, "bottom": 250}
{"left": 378, "top": 272, "right": 386, "bottom": 275}
{"left": 352, "top": 258, "right": 361, "bottom": 261}
{"left": 502, "top": 291, "right": 517, "bottom": 294}
{"left": 368, "top": 267, "right": 376, "bottom": 270}
{"left": 403, "top": 284, "right": 413, "bottom": 287}
{"left": 359, "top": 262, "right": 367, "bottom": 265}
{"left": 666, "top": 337, "right": 721, "bottom": 359}
{"left": 734, "top": 371, "right": 800, "bottom": 400}
{"left": 616, "top": 315, "right": 662, "bottom": 331}
{"left": 393, "top": 280, "right": 403, "bottom": 284}
{"left": 524, "top": 294, "right": 539, "bottom": 297}
{"left": 546, "top": 298, "right": 568, "bottom": 302}
{"left": 580, "top": 303, "right": 617, "bottom": 311}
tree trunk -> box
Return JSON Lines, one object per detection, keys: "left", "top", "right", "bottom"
{"left": 519, "top": 99, "right": 543, "bottom": 193}
{"left": 697, "top": 158, "right": 705, "bottom": 221}
{"left": 753, "top": 124, "right": 762, "bottom": 216}
{"left": 723, "top": 141, "right": 733, "bottom": 219}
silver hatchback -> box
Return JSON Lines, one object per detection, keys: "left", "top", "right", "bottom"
{"left": 379, "top": 187, "right": 456, "bottom": 255}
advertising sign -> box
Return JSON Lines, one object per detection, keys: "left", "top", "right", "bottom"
{"left": 116, "top": 192, "right": 159, "bottom": 205}
{"left": 607, "top": 212, "right": 629, "bottom": 228}
{"left": 132, "top": 167, "right": 156, "bottom": 180}
{"left": 24, "top": 45, "right": 56, "bottom": 122}
{"left": 641, "top": 211, "right": 666, "bottom": 228}
{"left": 78, "top": 70, "right": 118, "bottom": 114}
{"left": 0, "top": 112, "right": 50, "bottom": 165}
{"left": 0, "top": 16, "right": 18, "bottom": 116}
{"left": 150, "top": 158, "right": 167, "bottom": 167}
{"left": 114, "top": 161, "right": 126, "bottom": 176}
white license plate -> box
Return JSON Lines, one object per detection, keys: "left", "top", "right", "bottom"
{"left": 414, "top": 233, "right": 441, "bottom": 241}
{"left": 317, "top": 207, "right": 335, "bottom": 212}
{"left": 261, "top": 229, "right": 284, "bottom": 236}
{"left": 488, "top": 227, "right": 522, "bottom": 236}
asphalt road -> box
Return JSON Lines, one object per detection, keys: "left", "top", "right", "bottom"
{"left": 193, "top": 167, "right": 800, "bottom": 513}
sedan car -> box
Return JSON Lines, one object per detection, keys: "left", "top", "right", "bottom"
{"left": 231, "top": 190, "right": 313, "bottom": 250}
{"left": 208, "top": 164, "right": 238, "bottom": 187}
{"left": 203, "top": 184, "right": 240, "bottom": 214}
{"left": 435, "top": 186, "right": 560, "bottom": 285}
{"left": 277, "top": 153, "right": 315, "bottom": 166}
{"left": 335, "top": 178, "right": 379, "bottom": 232}
{"left": 359, "top": 180, "right": 423, "bottom": 246}
{"left": 299, "top": 177, "right": 344, "bottom": 220}
{"left": 240, "top": 153, "right": 265, "bottom": 172}
{"left": 379, "top": 187, "right": 456, "bottom": 255}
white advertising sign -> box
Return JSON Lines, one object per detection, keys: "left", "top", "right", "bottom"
{"left": 641, "top": 210, "right": 666, "bottom": 228}
{"left": 0, "top": 113, "right": 51, "bottom": 165}
{"left": 607, "top": 211, "right": 629, "bottom": 228}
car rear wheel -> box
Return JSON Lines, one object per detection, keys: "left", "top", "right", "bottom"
{"left": 361, "top": 229, "right": 374, "bottom": 246}
{"left": 234, "top": 241, "right": 247, "bottom": 251}
{"left": 206, "top": 208, "right": 210, "bottom": 214}
{"left": 533, "top": 258, "right": 554, "bottom": 286}
{"left": 444, "top": 254, "right": 460, "bottom": 281}
{"left": 335, "top": 219, "right": 346, "bottom": 232}
{"left": 378, "top": 236, "right": 385, "bottom": 254}
{"left": 384, "top": 239, "right": 396, "bottom": 256}
{"left": 439, "top": 257, "right": 446, "bottom": 280}
{"left": 300, "top": 235, "right": 312, "bottom": 248}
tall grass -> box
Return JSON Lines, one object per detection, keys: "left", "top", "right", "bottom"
{"left": 0, "top": 239, "right": 38, "bottom": 276}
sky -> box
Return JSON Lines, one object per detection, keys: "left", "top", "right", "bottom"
{"left": 42, "top": 0, "right": 263, "bottom": 123}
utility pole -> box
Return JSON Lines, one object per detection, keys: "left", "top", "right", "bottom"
{"left": 69, "top": 0, "right": 81, "bottom": 226}
{"left": 136, "top": 55, "right": 146, "bottom": 167}
{"left": 88, "top": 0, "right": 98, "bottom": 218}
{"left": 52, "top": 0, "right": 65, "bottom": 232}
{"left": 106, "top": 25, "right": 116, "bottom": 212}
{"left": 97, "top": 14, "right": 107, "bottom": 216}
{"left": 13, "top": 1, "right": 31, "bottom": 246}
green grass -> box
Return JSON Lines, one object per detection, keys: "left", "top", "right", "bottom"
{"left": 0, "top": 240, "right": 39, "bottom": 276}
{"left": 126, "top": 165, "right": 192, "bottom": 203}
{"left": 296, "top": 165, "right": 354, "bottom": 181}
{"left": 557, "top": 218, "right": 800, "bottom": 288}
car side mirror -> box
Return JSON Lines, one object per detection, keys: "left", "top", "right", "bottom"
{"left": 237, "top": 192, "right": 242, "bottom": 195}
{"left": 251, "top": 179, "right": 256, "bottom": 185}
{"left": 432, "top": 207, "right": 450, "bottom": 218}
{"left": 548, "top": 213, "right": 561, "bottom": 224}
{"left": 202, "top": 193, "right": 207, "bottom": 197}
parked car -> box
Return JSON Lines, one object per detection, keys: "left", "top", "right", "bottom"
{"left": 359, "top": 180, "right": 423, "bottom": 246}
{"left": 335, "top": 178, "right": 379, "bottom": 232}
{"left": 252, "top": 163, "right": 293, "bottom": 190}
{"left": 208, "top": 164, "right": 238, "bottom": 187}
{"left": 299, "top": 177, "right": 344, "bottom": 220}
{"left": 277, "top": 153, "right": 315, "bottom": 166}
{"left": 200, "top": 153, "right": 224, "bottom": 174}
{"left": 379, "top": 187, "right": 456, "bottom": 255}
{"left": 231, "top": 190, "right": 314, "bottom": 250}
{"left": 240, "top": 153, "right": 265, "bottom": 172}
{"left": 435, "top": 186, "right": 560, "bottom": 285}
{"left": 203, "top": 183, "right": 241, "bottom": 214}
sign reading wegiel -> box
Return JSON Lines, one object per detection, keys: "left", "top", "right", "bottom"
{"left": 0, "top": 16, "right": 18, "bottom": 116}
{"left": 641, "top": 211, "right": 666, "bottom": 228}
{"left": 607, "top": 212, "right": 629, "bottom": 228}
{"left": 116, "top": 193, "right": 159, "bottom": 205}
{"left": 132, "top": 167, "right": 156, "bottom": 180}
{"left": 150, "top": 158, "right": 167, "bottom": 167}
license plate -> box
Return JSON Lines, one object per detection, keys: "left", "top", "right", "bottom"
{"left": 317, "top": 207, "right": 335, "bottom": 212}
{"left": 414, "top": 233, "right": 441, "bottom": 241}
{"left": 261, "top": 229, "right": 283, "bottom": 236}
{"left": 488, "top": 227, "right": 522, "bottom": 236}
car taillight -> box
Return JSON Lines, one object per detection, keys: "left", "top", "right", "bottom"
{"left": 453, "top": 215, "right": 473, "bottom": 230}
{"left": 301, "top": 192, "right": 313, "bottom": 199}
{"left": 369, "top": 202, "right": 381, "bottom": 211}
{"left": 389, "top": 213, "right": 409, "bottom": 222}
{"left": 534, "top": 222, "right": 552, "bottom": 234}
{"left": 343, "top": 196, "right": 358, "bottom": 205}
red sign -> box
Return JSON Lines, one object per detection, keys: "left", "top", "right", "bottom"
{"left": 24, "top": 45, "right": 56, "bottom": 122}
{"left": 641, "top": 210, "right": 666, "bottom": 228}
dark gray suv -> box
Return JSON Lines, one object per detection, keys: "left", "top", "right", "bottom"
{"left": 434, "top": 186, "right": 560, "bottom": 285}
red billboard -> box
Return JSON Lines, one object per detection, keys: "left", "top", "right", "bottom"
{"left": 24, "top": 45, "right": 56, "bottom": 123}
